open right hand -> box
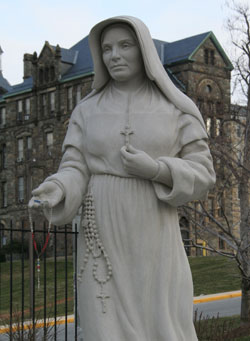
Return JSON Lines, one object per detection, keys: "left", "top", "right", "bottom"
{"left": 28, "top": 182, "right": 64, "bottom": 209}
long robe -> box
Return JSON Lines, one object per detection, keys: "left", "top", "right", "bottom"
{"left": 45, "top": 80, "right": 215, "bottom": 341}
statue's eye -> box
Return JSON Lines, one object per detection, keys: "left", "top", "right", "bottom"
{"left": 102, "top": 46, "right": 111, "bottom": 53}
{"left": 122, "top": 42, "right": 130, "bottom": 49}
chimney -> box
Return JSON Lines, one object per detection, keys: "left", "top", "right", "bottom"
{"left": 23, "top": 53, "right": 33, "bottom": 79}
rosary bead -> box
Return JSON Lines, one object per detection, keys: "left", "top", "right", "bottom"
{"left": 78, "top": 190, "right": 113, "bottom": 313}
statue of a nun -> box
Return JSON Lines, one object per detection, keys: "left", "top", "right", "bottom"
{"left": 29, "top": 16, "right": 216, "bottom": 341}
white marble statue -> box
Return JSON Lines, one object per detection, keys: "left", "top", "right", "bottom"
{"left": 29, "top": 16, "right": 216, "bottom": 341}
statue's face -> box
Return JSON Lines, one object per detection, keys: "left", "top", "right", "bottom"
{"left": 102, "top": 25, "right": 144, "bottom": 83}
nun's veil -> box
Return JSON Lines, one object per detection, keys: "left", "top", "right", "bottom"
{"left": 88, "top": 15, "right": 205, "bottom": 128}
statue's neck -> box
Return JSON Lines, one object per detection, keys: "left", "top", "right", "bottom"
{"left": 112, "top": 74, "right": 147, "bottom": 93}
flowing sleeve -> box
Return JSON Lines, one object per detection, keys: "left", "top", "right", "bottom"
{"left": 43, "top": 104, "right": 90, "bottom": 225}
{"left": 152, "top": 112, "right": 216, "bottom": 207}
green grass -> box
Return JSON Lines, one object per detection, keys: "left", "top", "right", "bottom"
{"left": 0, "top": 257, "right": 74, "bottom": 320}
{"left": 0, "top": 255, "right": 243, "bottom": 320}
{"left": 189, "top": 256, "right": 241, "bottom": 296}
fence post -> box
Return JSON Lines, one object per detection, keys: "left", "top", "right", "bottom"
{"left": 29, "top": 229, "right": 34, "bottom": 318}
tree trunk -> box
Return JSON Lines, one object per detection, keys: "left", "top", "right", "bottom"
{"left": 240, "top": 92, "right": 250, "bottom": 321}
{"left": 241, "top": 278, "right": 250, "bottom": 321}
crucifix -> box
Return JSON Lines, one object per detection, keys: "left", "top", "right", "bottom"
{"left": 97, "top": 290, "right": 110, "bottom": 314}
{"left": 121, "top": 124, "right": 134, "bottom": 150}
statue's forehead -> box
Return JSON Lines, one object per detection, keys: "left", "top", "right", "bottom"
{"left": 101, "top": 23, "right": 138, "bottom": 44}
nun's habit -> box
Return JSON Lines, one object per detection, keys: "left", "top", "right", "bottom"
{"left": 45, "top": 16, "right": 216, "bottom": 341}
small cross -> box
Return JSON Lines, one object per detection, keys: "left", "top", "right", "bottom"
{"left": 96, "top": 291, "right": 110, "bottom": 313}
{"left": 121, "top": 124, "right": 134, "bottom": 149}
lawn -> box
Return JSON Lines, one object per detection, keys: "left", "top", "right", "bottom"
{"left": 0, "top": 255, "right": 242, "bottom": 318}
{"left": 0, "top": 255, "right": 249, "bottom": 340}
{"left": 0, "top": 257, "right": 74, "bottom": 320}
{"left": 189, "top": 255, "right": 241, "bottom": 296}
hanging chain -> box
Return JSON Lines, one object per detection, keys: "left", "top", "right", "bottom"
{"left": 28, "top": 200, "right": 53, "bottom": 290}
{"left": 78, "top": 191, "right": 113, "bottom": 313}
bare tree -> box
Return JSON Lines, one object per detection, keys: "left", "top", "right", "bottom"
{"left": 184, "top": 0, "right": 250, "bottom": 322}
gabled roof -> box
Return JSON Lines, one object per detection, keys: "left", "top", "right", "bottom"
{"left": 164, "top": 31, "right": 233, "bottom": 70}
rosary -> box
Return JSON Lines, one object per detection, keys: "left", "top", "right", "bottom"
{"left": 78, "top": 191, "right": 113, "bottom": 313}
{"left": 28, "top": 200, "right": 53, "bottom": 290}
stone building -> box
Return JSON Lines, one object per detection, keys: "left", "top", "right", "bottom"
{"left": 0, "top": 31, "right": 233, "bottom": 254}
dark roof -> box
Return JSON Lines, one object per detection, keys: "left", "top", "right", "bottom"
{"left": 4, "top": 76, "right": 32, "bottom": 98}
{"left": 163, "top": 31, "right": 233, "bottom": 70}
{"left": 0, "top": 71, "right": 12, "bottom": 92}
{"left": 2, "top": 30, "right": 232, "bottom": 98}
{"left": 164, "top": 32, "right": 209, "bottom": 64}
{"left": 61, "top": 36, "right": 94, "bottom": 81}
{"left": 51, "top": 46, "right": 78, "bottom": 65}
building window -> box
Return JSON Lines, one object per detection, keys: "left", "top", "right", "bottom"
{"left": 41, "top": 93, "right": 47, "bottom": 116}
{"left": 67, "top": 87, "right": 73, "bottom": 111}
{"left": 206, "top": 117, "right": 212, "bottom": 136}
{"left": 207, "top": 196, "right": 214, "bottom": 215}
{"left": 39, "top": 69, "right": 44, "bottom": 84}
{"left": 205, "top": 84, "right": 212, "bottom": 94}
{"left": 46, "top": 132, "right": 53, "bottom": 154}
{"left": 0, "top": 224, "right": 7, "bottom": 246}
{"left": 0, "top": 107, "right": 6, "bottom": 127}
{"left": 24, "top": 98, "right": 30, "bottom": 120}
{"left": 18, "top": 177, "right": 25, "bottom": 202}
{"left": 217, "top": 196, "right": 224, "bottom": 217}
{"left": 50, "top": 66, "right": 55, "bottom": 81}
{"left": 45, "top": 67, "right": 49, "bottom": 83}
{"left": 204, "top": 49, "right": 209, "bottom": 64}
{"left": 204, "top": 49, "right": 215, "bottom": 65}
{"left": 2, "top": 182, "right": 7, "bottom": 207}
{"left": 49, "top": 92, "right": 55, "bottom": 114}
{"left": 17, "top": 138, "right": 24, "bottom": 161}
{"left": 76, "top": 85, "right": 81, "bottom": 104}
{"left": 27, "top": 136, "right": 32, "bottom": 160}
{"left": 17, "top": 100, "right": 23, "bottom": 121}
{"left": 215, "top": 118, "right": 222, "bottom": 136}
{"left": 210, "top": 50, "right": 215, "bottom": 65}
{"left": 219, "top": 233, "right": 225, "bottom": 250}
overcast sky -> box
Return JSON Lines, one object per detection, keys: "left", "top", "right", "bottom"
{"left": 0, "top": 0, "right": 247, "bottom": 86}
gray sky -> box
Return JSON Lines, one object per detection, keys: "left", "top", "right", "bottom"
{"left": 0, "top": 0, "right": 246, "bottom": 86}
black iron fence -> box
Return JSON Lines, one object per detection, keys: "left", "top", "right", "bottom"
{"left": 0, "top": 220, "right": 79, "bottom": 340}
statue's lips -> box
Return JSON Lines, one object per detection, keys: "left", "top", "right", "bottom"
{"left": 111, "top": 65, "right": 127, "bottom": 70}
